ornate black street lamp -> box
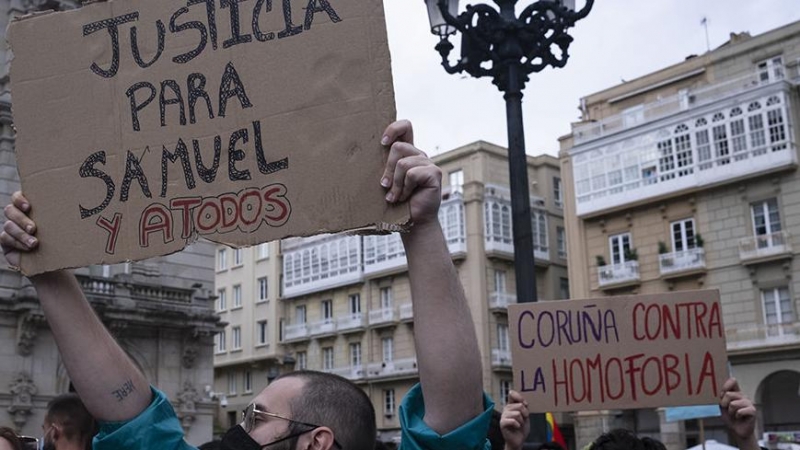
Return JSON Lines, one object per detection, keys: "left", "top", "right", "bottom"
{"left": 424, "top": 0, "right": 593, "bottom": 307}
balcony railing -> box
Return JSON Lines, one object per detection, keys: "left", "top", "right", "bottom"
{"left": 726, "top": 321, "right": 800, "bottom": 351}
{"left": 337, "top": 313, "right": 365, "bottom": 332}
{"left": 309, "top": 319, "right": 337, "bottom": 336}
{"left": 327, "top": 365, "right": 365, "bottom": 381}
{"left": 284, "top": 323, "right": 309, "bottom": 341}
{"left": 367, "top": 358, "right": 418, "bottom": 378}
{"left": 574, "top": 71, "right": 786, "bottom": 144}
{"left": 659, "top": 248, "right": 706, "bottom": 276}
{"left": 489, "top": 292, "right": 515, "bottom": 310}
{"left": 597, "top": 261, "right": 640, "bottom": 287}
{"left": 368, "top": 307, "right": 397, "bottom": 326}
{"left": 491, "top": 349, "right": 512, "bottom": 368}
{"left": 399, "top": 303, "right": 413, "bottom": 321}
{"left": 739, "top": 231, "right": 792, "bottom": 262}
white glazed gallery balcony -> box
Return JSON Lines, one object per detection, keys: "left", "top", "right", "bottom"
{"left": 658, "top": 248, "right": 706, "bottom": 276}
{"left": 597, "top": 261, "right": 640, "bottom": 288}
{"left": 571, "top": 75, "right": 796, "bottom": 218}
{"left": 484, "top": 186, "right": 550, "bottom": 262}
{"left": 739, "top": 231, "right": 792, "bottom": 263}
{"left": 282, "top": 235, "right": 363, "bottom": 298}
{"left": 363, "top": 233, "right": 407, "bottom": 277}
{"left": 337, "top": 313, "right": 365, "bottom": 332}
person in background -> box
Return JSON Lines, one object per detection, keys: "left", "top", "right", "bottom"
{"left": 42, "top": 394, "right": 97, "bottom": 450}
{"left": 0, "top": 428, "right": 22, "bottom": 450}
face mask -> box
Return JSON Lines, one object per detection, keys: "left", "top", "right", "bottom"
{"left": 220, "top": 424, "right": 306, "bottom": 450}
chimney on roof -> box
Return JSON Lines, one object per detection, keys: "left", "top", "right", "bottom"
{"left": 729, "top": 31, "right": 752, "bottom": 45}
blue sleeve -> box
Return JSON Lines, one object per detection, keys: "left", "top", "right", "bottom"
{"left": 398, "top": 383, "right": 493, "bottom": 450}
{"left": 93, "top": 387, "right": 197, "bottom": 450}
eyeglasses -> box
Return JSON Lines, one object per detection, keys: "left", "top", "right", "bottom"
{"left": 18, "top": 436, "right": 38, "bottom": 450}
{"left": 241, "top": 403, "right": 342, "bottom": 449}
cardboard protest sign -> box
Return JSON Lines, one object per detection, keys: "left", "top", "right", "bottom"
{"left": 508, "top": 290, "right": 728, "bottom": 413}
{"left": 9, "top": 0, "right": 405, "bottom": 275}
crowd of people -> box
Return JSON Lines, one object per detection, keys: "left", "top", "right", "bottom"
{"left": 0, "top": 121, "right": 768, "bottom": 450}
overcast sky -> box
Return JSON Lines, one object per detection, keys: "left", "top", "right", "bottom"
{"left": 382, "top": 0, "right": 800, "bottom": 158}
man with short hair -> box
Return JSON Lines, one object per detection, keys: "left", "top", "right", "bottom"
{"left": 42, "top": 394, "right": 97, "bottom": 450}
{"left": 1, "top": 120, "right": 492, "bottom": 450}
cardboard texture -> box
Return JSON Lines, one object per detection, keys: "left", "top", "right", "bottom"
{"left": 9, "top": 0, "right": 405, "bottom": 275}
{"left": 508, "top": 290, "right": 728, "bottom": 413}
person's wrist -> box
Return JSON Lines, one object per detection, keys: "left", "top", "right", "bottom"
{"left": 739, "top": 432, "right": 759, "bottom": 450}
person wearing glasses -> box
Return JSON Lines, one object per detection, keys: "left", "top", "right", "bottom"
{"left": 1, "top": 120, "right": 492, "bottom": 450}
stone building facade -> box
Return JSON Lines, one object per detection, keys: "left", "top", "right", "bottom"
{"left": 213, "top": 142, "right": 572, "bottom": 444}
{"left": 560, "top": 20, "right": 800, "bottom": 450}
{"left": 0, "top": 0, "right": 221, "bottom": 444}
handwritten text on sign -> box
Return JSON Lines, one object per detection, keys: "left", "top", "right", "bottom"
{"left": 508, "top": 291, "right": 728, "bottom": 413}
{"left": 9, "top": 0, "right": 402, "bottom": 275}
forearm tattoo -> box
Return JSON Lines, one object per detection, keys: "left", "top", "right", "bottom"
{"left": 112, "top": 379, "right": 136, "bottom": 402}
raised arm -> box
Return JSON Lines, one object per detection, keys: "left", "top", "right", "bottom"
{"left": 382, "top": 121, "right": 484, "bottom": 434}
{"left": 2, "top": 192, "right": 152, "bottom": 422}
{"left": 720, "top": 378, "right": 759, "bottom": 450}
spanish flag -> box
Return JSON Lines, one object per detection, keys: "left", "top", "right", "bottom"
{"left": 545, "top": 412, "right": 567, "bottom": 448}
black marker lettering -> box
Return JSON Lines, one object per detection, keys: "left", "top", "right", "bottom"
{"left": 252, "top": 0, "right": 275, "bottom": 42}
{"left": 218, "top": 62, "right": 253, "bottom": 117}
{"left": 130, "top": 20, "right": 166, "bottom": 68}
{"left": 120, "top": 150, "right": 153, "bottom": 202}
{"left": 187, "top": 73, "right": 215, "bottom": 124}
{"left": 159, "top": 80, "right": 187, "bottom": 127}
{"left": 170, "top": 6, "right": 208, "bottom": 64}
{"left": 304, "top": 0, "right": 341, "bottom": 30}
{"left": 78, "top": 151, "right": 116, "bottom": 219}
{"left": 221, "top": 0, "right": 253, "bottom": 48}
{"left": 83, "top": 13, "right": 139, "bottom": 78}
{"left": 228, "top": 128, "right": 251, "bottom": 181}
{"left": 161, "top": 139, "right": 196, "bottom": 197}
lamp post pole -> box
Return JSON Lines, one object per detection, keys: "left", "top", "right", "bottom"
{"left": 425, "top": 0, "right": 593, "bottom": 305}
{"left": 424, "top": 0, "right": 593, "bottom": 444}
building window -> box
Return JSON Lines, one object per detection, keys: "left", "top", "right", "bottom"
{"left": 671, "top": 219, "right": 696, "bottom": 253}
{"left": 278, "top": 318, "right": 284, "bottom": 342}
{"left": 217, "top": 289, "right": 227, "bottom": 311}
{"left": 350, "top": 342, "right": 362, "bottom": 367}
{"left": 232, "top": 327, "right": 241, "bottom": 350}
{"left": 216, "top": 330, "right": 226, "bottom": 353}
{"left": 218, "top": 248, "right": 227, "bottom": 271}
{"left": 232, "top": 285, "right": 242, "bottom": 308}
{"left": 557, "top": 227, "right": 567, "bottom": 259}
{"left": 559, "top": 277, "right": 570, "bottom": 299}
{"left": 609, "top": 233, "right": 632, "bottom": 265}
{"left": 322, "top": 299, "right": 333, "bottom": 321}
{"left": 257, "top": 243, "right": 270, "bottom": 259}
{"left": 449, "top": 169, "right": 464, "bottom": 194}
{"left": 296, "top": 351, "right": 307, "bottom": 370}
{"left": 384, "top": 389, "right": 396, "bottom": 417}
{"left": 243, "top": 371, "right": 252, "bottom": 393}
{"left": 322, "top": 347, "right": 334, "bottom": 370}
{"left": 227, "top": 372, "right": 237, "bottom": 395}
{"left": 233, "top": 248, "right": 243, "bottom": 266}
{"left": 751, "top": 198, "right": 782, "bottom": 247}
{"left": 532, "top": 211, "right": 548, "bottom": 252}
{"left": 757, "top": 55, "right": 784, "bottom": 83}
{"left": 257, "top": 277, "right": 268, "bottom": 302}
{"left": 762, "top": 287, "right": 794, "bottom": 336}
{"left": 382, "top": 337, "right": 394, "bottom": 363}
{"left": 296, "top": 305, "right": 307, "bottom": 324}
{"left": 349, "top": 294, "right": 361, "bottom": 315}
{"left": 497, "top": 324, "right": 509, "bottom": 352}
{"left": 712, "top": 113, "right": 730, "bottom": 165}
{"left": 494, "top": 270, "right": 506, "bottom": 294}
{"left": 553, "top": 177, "right": 562, "bottom": 208}
{"left": 380, "top": 287, "right": 393, "bottom": 309}
{"left": 500, "top": 380, "right": 512, "bottom": 406}
{"left": 257, "top": 320, "right": 268, "bottom": 345}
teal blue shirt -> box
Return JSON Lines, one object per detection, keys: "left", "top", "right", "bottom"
{"left": 94, "top": 384, "right": 493, "bottom": 450}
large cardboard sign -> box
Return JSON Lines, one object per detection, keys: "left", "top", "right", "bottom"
{"left": 508, "top": 291, "right": 728, "bottom": 413}
{"left": 9, "top": 0, "right": 405, "bottom": 275}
